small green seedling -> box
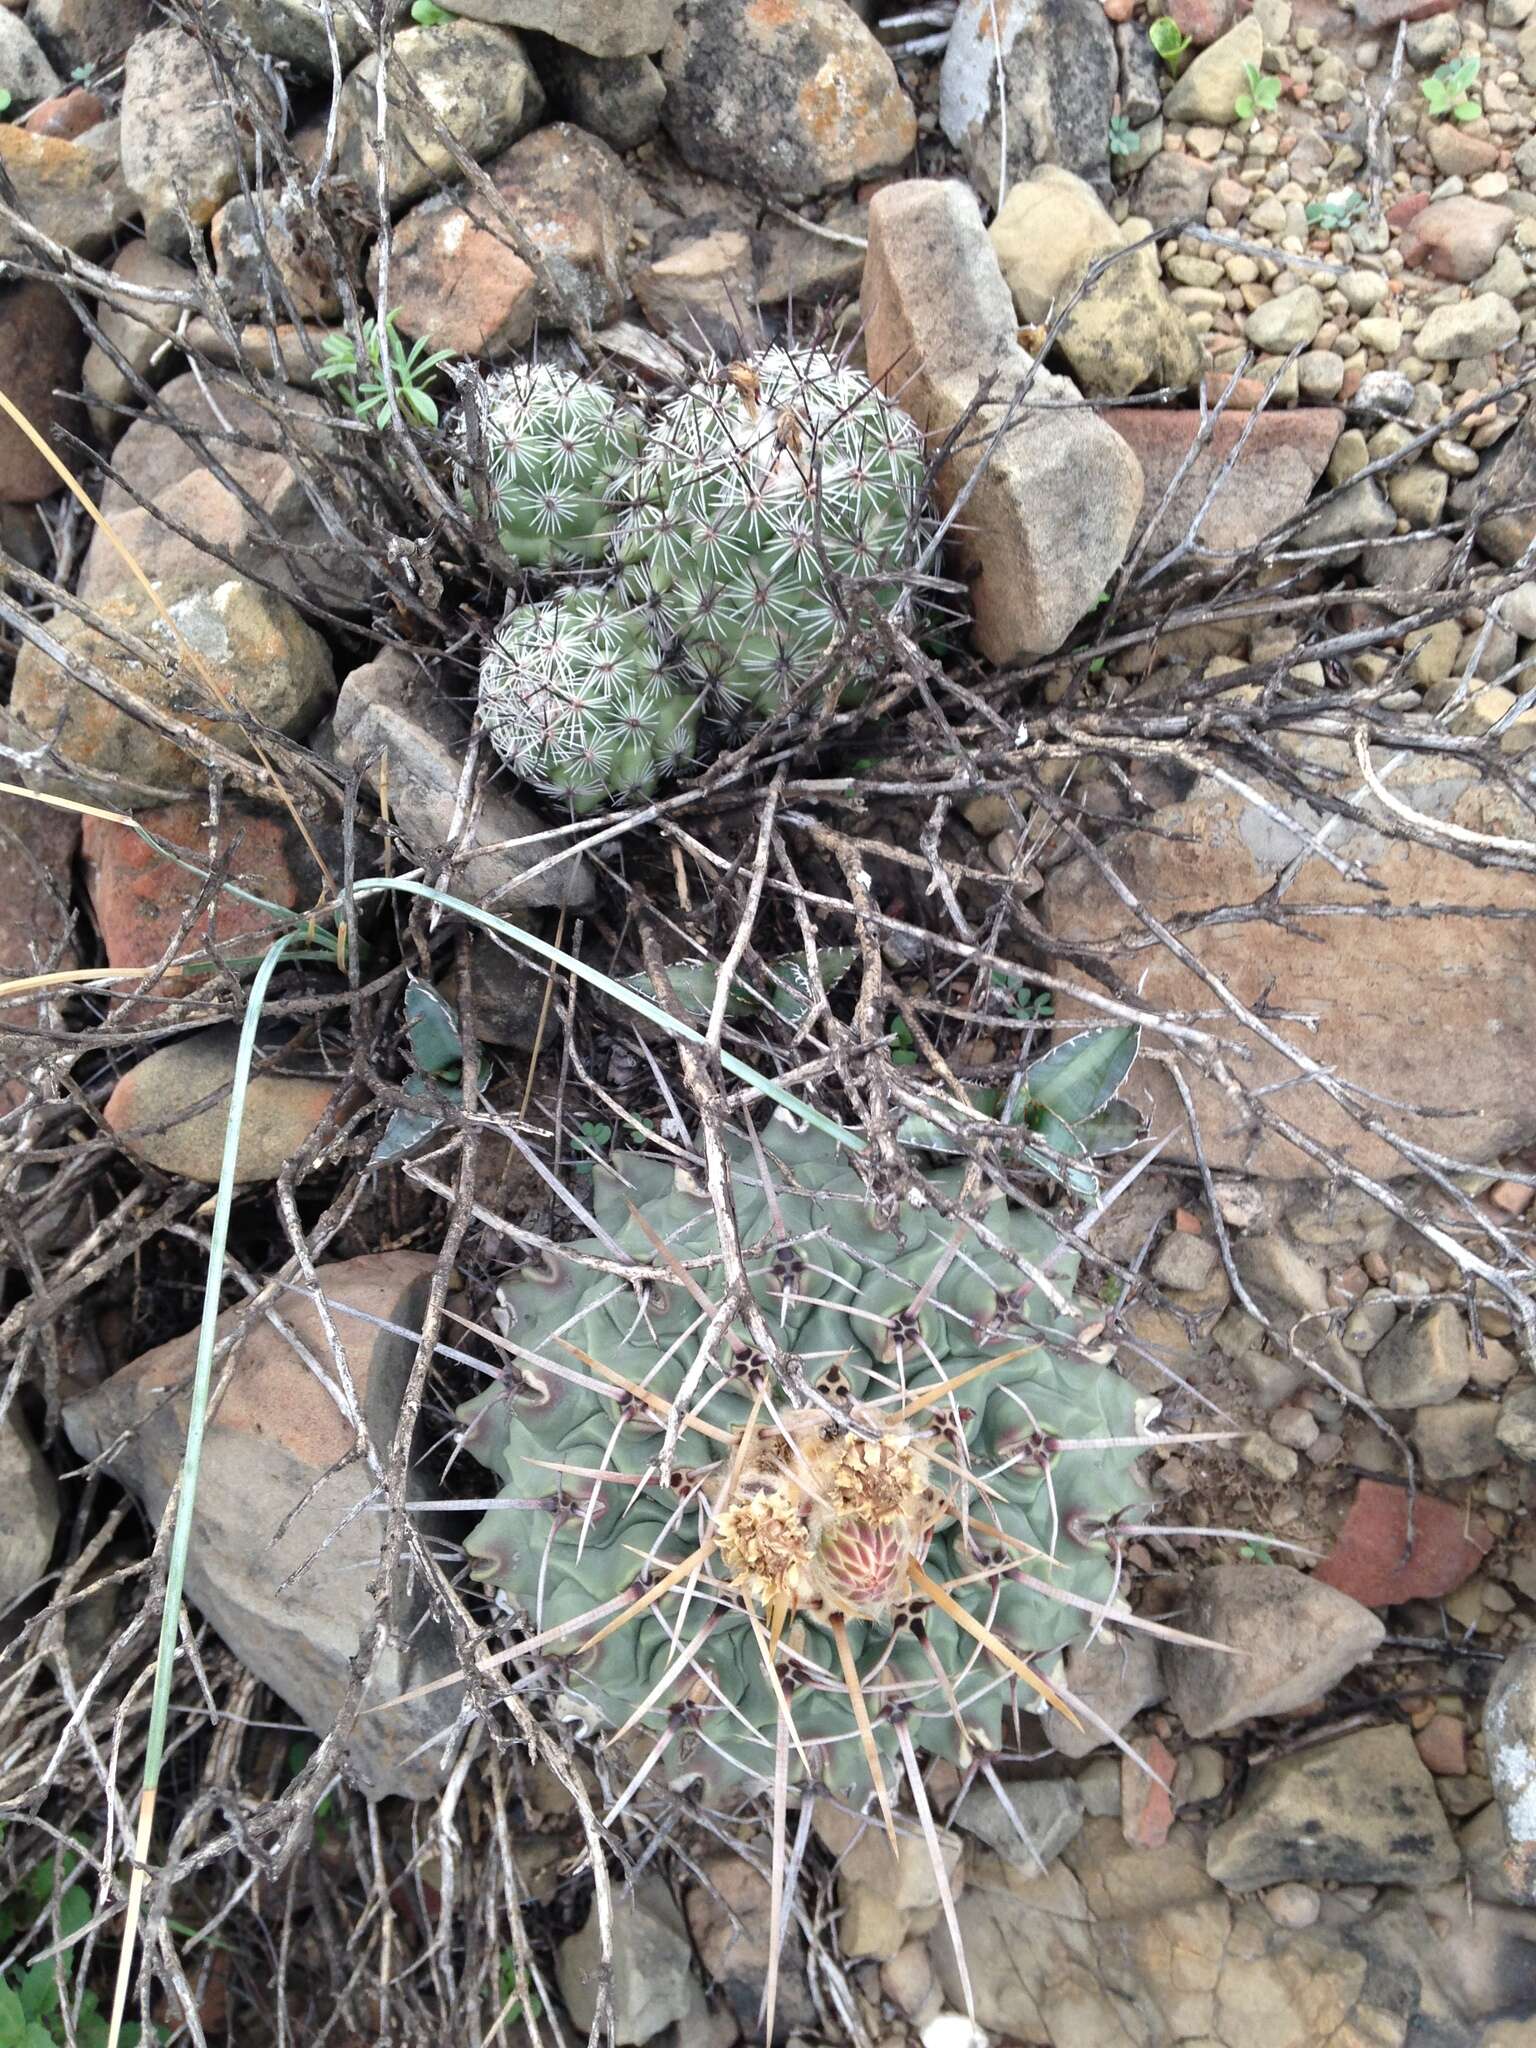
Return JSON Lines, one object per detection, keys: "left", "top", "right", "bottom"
{"left": 410, "top": 0, "right": 455, "bottom": 20}
{"left": 1234, "top": 61, "right": 1281, "bottom": 121}
{"left": 70, "top": 61, "right": 96, "bottom": 84}
{"left": 887, "top": 1013, "right": 919, "bottom": 1066}
{"left": 1108, "top": 112, "right": 1139, "bottom": 157}
{"left": 1149, "top": 15, "right": 1193, "bottom": 72}
{"left": 0, "top": 1875, "right": 144, "bottom": 2048}
{"left": 1421, "top": 55, "right": 1481, "bottom": 122}
{"left": 990, "top": 967, "right": 1054, "bottom": 1023}
{"left": 315, "top": 309, "right": 457, "bottom": 429}
{"left": 1305, "top": 188, "right": 1365, "bottom": 232}
{"left": 0, "top": 91, "right": 11, "bottom": 116}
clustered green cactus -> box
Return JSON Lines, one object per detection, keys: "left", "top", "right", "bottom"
{"left": 458, "top": 1118, "right": 1154, "bottom": 1806}
{"left": 475, "top": 363, "right": 641, "bottom": 570}
{"left": 469, "top": 347, "right": 926, "bottom": 811}
{"left": 477, "top": 588, "right": 700, "bottom": 813}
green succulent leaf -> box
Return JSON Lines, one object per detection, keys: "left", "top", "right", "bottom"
{"left": 1024, "top": 1025, "right": 1140, "bottom": 1125}
{"left": 404, "top": 978, "right": 465, "bottom": 1080}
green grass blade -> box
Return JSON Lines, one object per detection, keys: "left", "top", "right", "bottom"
{"left": 349, "top": 878, "right": 864, "bottom": 1153}
{"left": 105, "top": 925, "right": 308, "bottom": 2048}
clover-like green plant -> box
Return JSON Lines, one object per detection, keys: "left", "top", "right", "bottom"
{"left": 457, "top": 1030, "right": 1174, "bottom": 1853}
{"left": 1108, "top": 113, "right": 1139, "bottom": 157}
{"left": 1421, "top": 54, "right": 1480, "bottom": 122}
{"left": 1149, "top": 16, "right": 1192, "bottom": 73}
{"left": 1305, "top": 189, "right": 1365, "bottom": 232}
{"left": 0, "top": 1862, "right": 143, "bottom": 2048}
{"left": 315, "top": 310, "right": 456, "bottom": 428}
{"left": 1234, "top": 61, "right": 1281, "bottom": 121}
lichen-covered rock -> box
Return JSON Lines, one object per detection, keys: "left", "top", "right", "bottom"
{"left": 121, "top": 25, "right": 278, "bottom": 252}
{"left": 336, "top": 20, "right": 544, "bottom": 213}
{"left": 0, "top": 120, "right": 135, "bottom": 262}
{"left": 1206, "top": 1724, "right": 1460, "bottom": 1891}
{"left": 62, "top": 1254, "right": 465, "bottom": 1798}
{"left": 940, "top": 0, "right": 1116, "bottom": 206}
{"left": 11, "top": 576, "right": 333, "bottom": 798}
{"left": 446, "top": 0, "right": 674, "bottom": 55}
{"left": 661, "top": 0, "right": 915, "bottom": 201}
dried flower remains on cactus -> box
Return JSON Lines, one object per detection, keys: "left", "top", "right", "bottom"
{"left": 458, "top": 1118, "right": 1162, "bottom": 1826}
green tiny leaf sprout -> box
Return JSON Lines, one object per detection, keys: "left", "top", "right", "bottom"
{"left": 1234, "top": 61, "right": 1281, "bottom": 122}
{"left": 410, "top": 0, "right": 455, "bottom": 18}
{"left": 1108, "top": 111, "right": 1139, "bottom": 157}
{"left": 0, "top": 1835, "right": 146, "bottom": 2048}
{"left": 314, "top": 309, "right": 456, "bottom": 429}
{"left": 0, "top": 90, "right": 12, "bottom": 116}
{"left": 1421, "top": 54, "right": 1481, "bottom": 122}
{"left": 1149, "top": 15, "right": 1192, "bottom": 72}
{"left": 1305, "top": 188, "right": 1365, "bottom": 232}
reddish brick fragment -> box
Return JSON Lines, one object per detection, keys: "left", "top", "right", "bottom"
{"left": 1315, "top": 1478, "right": 1492, "bottom": 1608}
{"left": 1122, "top": 1735, "right": 1176, "bottom": 1850}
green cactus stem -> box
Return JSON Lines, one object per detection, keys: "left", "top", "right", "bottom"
{"left": 459, "top": 1119, "right": 1155, "bottom": 1808}
{"left": 470, "top": 361, "right": 641, "bottom": 571}
{"left": 478, "top": 585, "right": 701, "bottom": 813}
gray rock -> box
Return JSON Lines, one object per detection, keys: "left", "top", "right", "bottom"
{"left": 210, "top": 188, "right": 341, "bottom": 321}
{"left": 1040, "top": 1625, "right": 1164, "bottom": 1758}
{"left": 533, "top": 40, "right": 665, "bottom": 150}
{"left": 0, "top": 13, "right": 62, "bottom": 103}
{"left": 861, "top": 177, "right": 1143, "bottom": 663}
{"left": 0, "top": 1410, "right": 59, "bottom": 1613}
{"left": 1295, "top": 477, "right": 1397, "bottom": 557}
{"left": 1162, "top": 1565, "right": 1384, "bottom": 1737}
{"left": 121, "top": 25, "right": 277, "bottom": 254}
{"left": 221, "top": 0, "right": 403, "bottom": 72}
{"left": 445, "top": 0, "right": 674, "bottom": 54}
{"left": 1482, "top": 1643, "right": 1536, "bottom": 1905}
{"left": 334, "top": 648, "right": 594, "bottom": 912}
{"left": 662, "top": 0, "right": 912, "bottom": 201}
{"left": 62, "top": 1254, "right": 468, "bottom": 1798}
{"left": 1116, "top": 17, "right": 1162, "bottom": 126}
{"left": 1496, "top": 1381, "right": 1536, "bottom": 1464}
{"left": 1365, "top": 1301, "right": 1471, "bottom": 1409}
{"left": 81, "top": 241, "right": 194, "bottom": 437}
{"left": 951, "top": 1777, "right": 1086, "bottom": 1873}
{"left": 337, "top": 21, "right": 544, "bottom": 213}
{"left": 485, "top": 121, "right": 634, "bottom": 332}
{"left": 557, "top": 1877, "right": 705, "bottom": 2044}
{"left": 1164, "top": 17, "right": 1265, "bottom": 125}
{"left": 1415, "top": 1398, "right": 1503, "bottom": 1482}
{"left": 1207, "top": 1723, "right": 1460, "bottom": 1891}
{"left": 1341, "top": 1290, "right": 1398, "bottom": 1356}
{"left": 1416, "top": 294, "right": 1521, "bottom": 364}
{"left": 1150, "top": 1229, "right": 1221, "bottom": 1294}
{"left": 1245, "top": 285, "right": 1325, "bottom": 353}
{"left": 1350, "top": 369, "right": 1416, "bottom": 418}
{"left": 940, "top": 0, "right": 1115, "bottom": 206}
{"left": 1134, "top": 148, "right": 1215, "bottom": 230}
{"left": 1233, "top": 1233, "right": 1327, "bottom": 1321}
{"left": 26, "top": 0, "right": 152, "bottom": 72}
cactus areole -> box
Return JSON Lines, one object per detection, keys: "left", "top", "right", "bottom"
{"left": 459, "top": 1121, "right": 1154, "bottom": 1805}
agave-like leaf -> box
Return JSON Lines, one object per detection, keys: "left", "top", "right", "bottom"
{"left": 1024, "top": 1025, "right": 1140, "bottom": 1124}
{"left": 404, "top": 976, "right": 465, "bottom": 1080}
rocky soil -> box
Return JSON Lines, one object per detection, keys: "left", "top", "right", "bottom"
{"left": 0, "top": 0, "right": 1534, "bottom": 2045}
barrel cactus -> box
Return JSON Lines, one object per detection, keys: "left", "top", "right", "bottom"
{"left": 472, "top": 362, "right": 641, "bottom": 570}
{"left": 479, "top": 586, "right": 700, "bottom": 812}
{"left": 459, "top": 1118, "right": 1155, "bottom": 1808}
{"left": 614, "top": 346, "right": 927, "bottom": 717}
